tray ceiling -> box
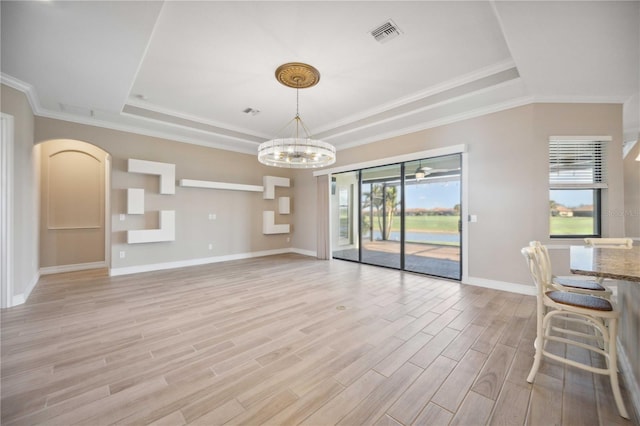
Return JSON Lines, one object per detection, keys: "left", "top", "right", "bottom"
{"left": 1, "top": 1, "right": 638, "bottom": 155}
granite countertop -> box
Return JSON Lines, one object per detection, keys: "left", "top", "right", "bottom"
{"left": 570, "top": 245, "right": 640, "bottom": 282}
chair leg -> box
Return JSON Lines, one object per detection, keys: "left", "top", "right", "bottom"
{"left": 607, "top": 319, "right": 629, "bottom": 419}
{"left": 528, "top": 307, "right": 545, "bottom": 383}
{"left": 527, "top": 337, "right": 543, "bottom": 383}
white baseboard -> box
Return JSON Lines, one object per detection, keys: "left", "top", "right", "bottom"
{"left": 12, "top": 294, "right": 26, "bottom": 306}
{"left": 40, "top": 261, "right": 107, "bottom": 276}
{"left": 109, "top": 248, "right": 297, "bottom": 277}
{"left": 463, "top": 276, "right": 536, "bottom": 296}
{"left": 11, "top": 271, "right": 40, "bottom": 307}
{"left": 618, "top": 339, "right": 640, "bottom": 422}
{"left": 290, "top": 247, "right": 317, "bottom": 257}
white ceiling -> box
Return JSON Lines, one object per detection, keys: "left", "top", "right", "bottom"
{"left": 2, "top": 1, "right": 638, "bottom": 155}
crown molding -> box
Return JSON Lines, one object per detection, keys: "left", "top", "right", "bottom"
{"left": 124, "top": 99, "right": 270, "bottom": 140}
{"left": 323, "top": 76, "right": 525, "bottom": 143}
{"left": 3, "top": 72, "right": 634, "bottom": 158}
{"left": 529, "top": 94, "right": 631, "bottom": 104}
{"left": 313, "top": 59, "right": 518, "bottom": 136}
{"left": 36, "top": 107, "right": 258, "bottom": 155}
{"left": 1, "top": 73, "right": 258, "bottom": 155}
{"left": 332, "top": 94, "right": 535, "bottom": 151}
{"left": 0, "top": 73, "right": 44, "bottom": 116}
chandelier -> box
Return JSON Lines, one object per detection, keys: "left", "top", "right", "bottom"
{"left": 258, "top": 63, "right": 336, "bottom": 169}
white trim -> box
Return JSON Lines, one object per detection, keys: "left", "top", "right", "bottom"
{"left": 2, "top": 72, "right": 260, "bottom": 156}
{"left": 178, "top": 179, "right": 263, "bottom": 193}
{"left": 124, "top": 98, "right": 270, "bottom": 140}
{"left": 313, "top": 59, "right": 518, "bottom": 135}
{"left": 322, "top": 148, "right": 467, "bottom": 280}
{"left": 40, "top": 261, "right": 107, "bottom": 276}
{"left": 531, "top": 95, "right": 630, "bottom": 105}
{"left": 0, "top": 114, "right": 14, "bottom": 308}
{"left": 329, "top": 95, "right": 535, "bottom": 151}
{"left": 550, "top": 183, "right": 608, "bottom": 189}
{"left": 463, "top": 276, "right": 536, "bottom": 296}
{"left": 461, "top": 151, "right": 470, "bottom": 283}
{"left": 3, "top": 73, "right": 633, "bottom": 159}
{"left": 104, "top": 155, "right": 112, "bottom": 270}
{"left": 321, "top": 77, "right": 523, "bottom": 144}
{"left": 0, "top": 73, "right": 42, "bottom": 116}
{"left": 623, "top": 139, "right": 638, "bottom": 158}
{"left": 313, "top": 144, "right": 466, "bottom": 177}
{"left": 12, "top": 294, "right": 26, "bottom": 306}
{"left": 549, "top": 135, "right": 613, "bottom": 142}
{"left": 291, "top": 248, "right": 317, "bottom": 257}
{"left": 618, "top": 339, "right": 640, "bottom": 422}
{"left": 12, "top": 272, "right": 39, "bottom": 307}
{"left": 109, "top": 248, "right": 293, "bottom": 277}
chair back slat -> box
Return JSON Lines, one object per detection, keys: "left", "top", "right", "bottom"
{"left": 584, "top": 238, "right": 633, "bottom": 248}
{"left": 521, "top": 246, "right": 547, "bottom": 297}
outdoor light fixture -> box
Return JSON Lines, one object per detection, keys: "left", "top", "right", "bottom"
{"left": 415, "top": 160, "right": 425, "bottom": 181}
{"left": 257, "top": 63, "right": 336, "bottom": 169}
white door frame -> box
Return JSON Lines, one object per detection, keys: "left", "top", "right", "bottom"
{"left": 1, "top": 113, "right": 14, "bottom": 308}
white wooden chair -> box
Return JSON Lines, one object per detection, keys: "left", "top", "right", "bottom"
{"left": 584, "top": 237, "right": 633, "bottom": 248}
{"left": 529, "top": 241, "right": 611, "bottom": 298}
{"left": 521, "top": 245, "right": 629, "bottom": 419}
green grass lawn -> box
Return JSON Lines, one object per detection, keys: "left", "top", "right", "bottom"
{"left": 388, "top": 215, "right": 460, "bottom": 233}
{"left": 549, "top": 216, "right": 594, "bottom": 236}
{"left": 355, "top": 214, "right": 593, "bottom": 238}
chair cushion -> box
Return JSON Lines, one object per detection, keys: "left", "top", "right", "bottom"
{"left": 553, "top": 277, "right": 606, "bottom": 291}
{"left": 546, "top": 291, "right": 613, "bottom": 311}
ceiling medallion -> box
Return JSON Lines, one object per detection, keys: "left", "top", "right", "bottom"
{"left": 275, "top": 62, "right": 320, "bottom": 89}
{"left": 258, "top": 63, "right": 336, "bottom": 169}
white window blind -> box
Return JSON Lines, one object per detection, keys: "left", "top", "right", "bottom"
{"left": 549, "top": 139, "right": 608, "bottom": 188}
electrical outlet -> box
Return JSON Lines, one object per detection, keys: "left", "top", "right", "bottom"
{"left": 208, "top": 213, "right": 216, "bottom": 220}
{"left": 119, "top": 214, "right": 125, "bottom": 221}
{"left": 119, "top": 251, "right": 125, "bottom": 259}
{"left": 208, "top": 243, "right": 213, "bottom": 250}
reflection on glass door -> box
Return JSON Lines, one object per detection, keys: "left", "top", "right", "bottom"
{"left": 361, "top": 164, "right": 402, "bottom": 269}
{"left": 403, "top": 155, "right": 461, "bottom": 279}
{"left": 331, "top": 172, "right": 359, "bottom": 261}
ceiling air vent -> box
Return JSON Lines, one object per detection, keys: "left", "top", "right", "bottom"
{"left": 370, "top": 19, "right": 402, "bottom": 44}
{"left": 242, "top": 107, "right": 260, "bottom": 116}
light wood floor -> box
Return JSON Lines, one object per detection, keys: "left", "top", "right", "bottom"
{"left": 1, "top": 254, "right": 636, "bottom": 425}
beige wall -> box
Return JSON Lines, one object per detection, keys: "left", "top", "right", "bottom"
{"left": 0, "top": 85, "right": 39, "bottom": 303}
{"left": 623, "top": 140, "right": 640, "bottom": 238}
{"left": 293, "top": 103, "right": 626, "bottom": 288}
{"left": 620, "top": 140, "right": 640, "bottom": 393}
{"left": 35, "top": 117, "right": 294, "bottom": 272}
{"left": 2, "top": 78, "right": 629, "bottom": 294}
{"left": 39, "top": 140, "right": 108, "bottom": 268}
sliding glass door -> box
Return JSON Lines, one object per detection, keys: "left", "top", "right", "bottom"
{"left": 360, "top": 164, "right": 402, "bottom": 269}
{"left": 403, "top": 155, "right": 461, "bottom": 279}
{"left": 331, "top": 171, "right": 359, "bottom": 261}
{"left": 331, "top": 154, "right": 462, "bottom": 280}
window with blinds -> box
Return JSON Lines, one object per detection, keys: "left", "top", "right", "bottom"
{"left": 549, "top": 138, "right": 608, "bottom": 238}
{"left": 549, "top": 140, "right": 608, "bottom": 188}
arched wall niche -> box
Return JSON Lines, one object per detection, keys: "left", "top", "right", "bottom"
{"left": 37, "top": 139, "right": 111, "bottom": 273}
